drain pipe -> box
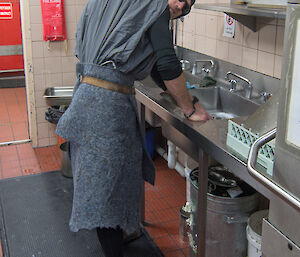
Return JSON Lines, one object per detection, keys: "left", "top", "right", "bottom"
{"left": 156, "top": 146, "right": 185, "bottom": 177}
{"left": 184, "top": 154, "right": 192, "bottom": 204}
{"left": 167, "top": 140, "right": 177, "bottom": 169}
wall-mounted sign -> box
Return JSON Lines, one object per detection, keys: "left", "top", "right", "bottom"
{"left": 223, "top": 14, "right": 235, "bottom": 38}
{"left": 0, "top": 3, "right": 13, "bottom": 19}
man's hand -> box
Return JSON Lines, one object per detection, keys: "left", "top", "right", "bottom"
{"left": 185, "top": 102, "right": 213, "bottom": 121}
{"left": 164, "top": 72, "right": 213, "bottom": 122}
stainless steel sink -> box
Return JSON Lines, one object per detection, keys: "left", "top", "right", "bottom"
{"left": 162, "top": 72, "right": 261, "bottom": 120}
{"left": 189, "top": 86, "right": 260, "bottom": 119}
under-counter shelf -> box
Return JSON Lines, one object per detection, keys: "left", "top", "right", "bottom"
{"left": 194, "top": 3, "right": 286, "bottom": 31}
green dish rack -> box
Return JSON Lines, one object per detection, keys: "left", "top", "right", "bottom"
{"left": 226, "top": 120, "right": 275, "bottom": 176}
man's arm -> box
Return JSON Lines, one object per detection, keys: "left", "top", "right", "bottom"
{"left": 148, "top": 8, "right": 211, "bottom": 121}
{"left": 164, "top": 72, "right": 212, "bottom": 121}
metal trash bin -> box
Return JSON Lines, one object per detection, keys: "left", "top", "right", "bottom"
{"left": 189, "top": 166, "right": 259, "bottom": 257}
{"left": 60, "top": 142, "right": 72, "bottom": 178}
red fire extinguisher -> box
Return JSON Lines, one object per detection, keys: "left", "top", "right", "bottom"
{"left": 40, "top": 0, "right": 67, "bottom": 42}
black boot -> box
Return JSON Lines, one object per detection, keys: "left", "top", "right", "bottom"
{"left": 96, "top": 227, "right": 124, "bottom": 257}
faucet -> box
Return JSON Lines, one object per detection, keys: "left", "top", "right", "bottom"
{"left": 180, "top": 60, "right": 191, "bottom": 71}
{"left": 225, "top": 71, "right": 253, "bottom": 99}
{"left": 192, "top": 60, "right": 215, "bottom": 76}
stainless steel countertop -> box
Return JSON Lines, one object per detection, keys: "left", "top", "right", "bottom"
{"left": 135, "top": 77, "right": 276, "bottom": 201}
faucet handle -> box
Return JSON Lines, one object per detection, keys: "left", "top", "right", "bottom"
{"left": 260, "top": 91, "right": 272, "bottom": 102}
{"left": 201, "top": 67, "right": 210, "bottom": 75}
{"left": 180, "top": 60, "right": 191, "bottom": 71}
{"left": 229, "top": 79, "right": 237, "bottom": 92}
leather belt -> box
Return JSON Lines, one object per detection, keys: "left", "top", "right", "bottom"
{"left": 81, "top": 76, "right": 135, "bottom": 95}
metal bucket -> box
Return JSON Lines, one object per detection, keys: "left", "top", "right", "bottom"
{"left": 60, "top": 142, "right": 73, "bottom": 178}
{"left": 189, "top": 167, "right": 259, "bottom": 257}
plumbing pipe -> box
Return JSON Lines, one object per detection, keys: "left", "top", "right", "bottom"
{"left": 184, "top": 154, "right": 192, "bottom": 203}
{"left": 167, "top": 140, "right": 177, "bottom": 169}
{"left": 156, "top": 146, "right": 185, "bottom": 177}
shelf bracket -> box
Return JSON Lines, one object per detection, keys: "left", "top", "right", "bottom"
{"left": 225, "top": 12, "right": 257, "bottom": 32}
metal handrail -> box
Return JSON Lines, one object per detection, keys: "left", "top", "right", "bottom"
{"left": 247, "top": 128, "right": 300, "bottom": 211}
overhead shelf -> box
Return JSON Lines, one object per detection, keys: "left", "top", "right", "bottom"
{"left": 194, "top": 3, "right": 286, "bottom": 31}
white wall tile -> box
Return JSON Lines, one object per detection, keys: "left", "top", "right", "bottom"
{"left": 34, "top": 74, "right": 46, "bottom": 91}
{"left": 243, "top": 26, "right": 258, "bottom": 49}
{"left": 29, "top": 6, "right": 42, "bottom": 24}
{"left": 65, "top": 5, "right": 77, "bottom": 23}
{"left": 32, "top": 42, "right": 44, "bottom": 58}
{"left": 216, "top": 40, "right": 229, "bottom": 61}
{"left": 38, "top": 138, "right": 50, "bottom": 147}
{"left": 195, "top": 13, "right": 206, "bottom": 36}
{"left": 36, "top": 107, "right": 47, "bottom": 124}
{"left": 31, "top": 24, "right": 43, "bottom": 42}
{"left": 63, "top": 72, "right": 76, "bottom": 86}
{"left": 44, "top": 57, "right": 62, "bottom": 74}
{"left": 29, "top": 0, "right": 40, "bottom": 6}
{"left": 183, "top": 32, "right": 195, "bottom": 51}
{"left": 205, "top": 15, "right": 218, "bottom": 39}
{"left": 45, "top": 73, "right": 63, "bottom": 87}
{"left": 205, "top": 38, "right": 217, "bottom": 57}
{"left": 48, "top": 123, "right": 57, "bottom": 138}
{"left": 66, "top": 22, "right": 77, "bottom": 40}
{"left": 35, "top": 90, "right": 48, "bottom": 108}
{"left": 43, "top": 41, "right": 63, "bottom": 58}
{"left": 228, "top": 44, "right": 243, "bottom": 66}
{"left": 258, "top": 25, "right": 276, "bottom": 53}
{"left": 194, "top": 35, "right": 206, "bottom": 54}
{"left": 183, "top": 13, "right": 196, "bottom": 34}
{"left": 274, "top": 55, "right": 282, "bottom": 79}
{"left": 49, "top": 136, "right": 58, "bottom": 146}
{"left": 257, "top": 51, "right": 275, "bottom": 77}
{"left": 62, "top": 57, "right": 77, "bottom": 73}
{"left": 242, "top": 47, "right": 257, "bottom": 71}
{"left": 33, "top": 58, "right": 45, "bottom": 75}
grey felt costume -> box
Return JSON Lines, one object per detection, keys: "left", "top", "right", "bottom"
{"left": 56, "top": 0, "right": 168, "bottom": 234}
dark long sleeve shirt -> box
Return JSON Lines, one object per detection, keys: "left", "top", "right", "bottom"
{"left": 148, "top": 7, "right": 182, "bottom": 91}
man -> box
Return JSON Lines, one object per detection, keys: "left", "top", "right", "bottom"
{"left": 56, "top": 0, "right": 211, "bottom": 256}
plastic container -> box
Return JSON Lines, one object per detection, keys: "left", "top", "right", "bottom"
{"left": 145, "top": 129, "right": 155, "bottom": 159}
{"left": 246, "top": 210, "right": 269, "bottom": 257}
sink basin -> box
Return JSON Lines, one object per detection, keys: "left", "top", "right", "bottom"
{"left": 189, "top": 86, "right": 260, "bottom": 119}
{"left": 160, "top": 71, "right": 261, "bottom": 120}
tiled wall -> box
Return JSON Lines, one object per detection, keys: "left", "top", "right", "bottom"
{"left": 177, "top": 0, "right": 285, "bottom": 79}
{"left": 24, "top": 0, "right": 285, "bottom": 147}
{"left": 27, "top": 0, "right": 87, "bottom": 147}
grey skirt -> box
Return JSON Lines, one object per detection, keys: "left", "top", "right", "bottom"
{"left": 56, "top": 83, "right": 147, "bottom": 234}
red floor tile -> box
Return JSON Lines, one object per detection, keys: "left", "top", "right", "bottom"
{"left": 154, "top": 235, "right": 179, "bottom": 252}
{"left": 20, "top": 157, "right": 41, "bottom": 175}
{"left": 17, "top": 143, "right": 37, "bottom": 159}
{"left": 11, "top": 122, "right": 29, "bottom": 140}
{"left": 147, "top": 197, "right": 172, "bottom": 212}
{"left": 153, "top": 208, "right": 179, "bottom": 223}
{"left": 145, "top": 221, "right": 169, "bottom": 239}
{"left": 2, "top": 165, "right": 23, "bottom": 179}
{"left": 163, "top": 249, "right": 186, "bottom": 257}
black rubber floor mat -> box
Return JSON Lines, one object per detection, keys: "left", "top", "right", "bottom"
{"left": 0, "top": 171, "right": 164, "bottom": 257}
